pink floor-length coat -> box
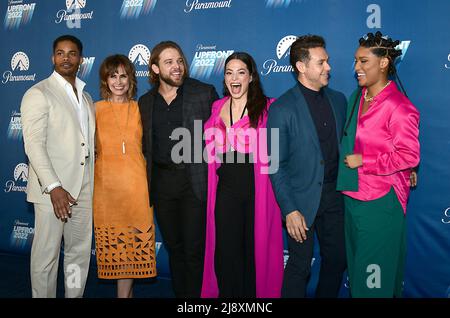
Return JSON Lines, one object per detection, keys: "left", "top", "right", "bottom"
{"left": 201, "top": 96, "right": 284, "bottom": 298}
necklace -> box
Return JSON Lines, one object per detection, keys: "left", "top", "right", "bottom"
{"left": 229, "top": 98, "right": 247, "bottom": 126}
{"left": 364, "top": 81, "right": 391, "bottom": 103}
{"left": 109, "top": 100, "right": 130, "bottom": 155}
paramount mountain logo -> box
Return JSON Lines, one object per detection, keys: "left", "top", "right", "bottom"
{"left": 78, "top": 56, "right": 95, "bottom": 80}
{"left": 7, "top": 110, "right": 22, "bottom": 140}
{"left": 14, "top": 163, "right": 28, "bottom": 183}
{"left": 2, "top": 51, "right": 36, "bottom": 84}
{"left": 4, "top": 163, "right": 28, "bottom": 193}
{"left": 11, "top": 51, "right": 29, "bottom": 71}
{"left": 66, "top": 0, "right": 86, "bottom": 9}
{"left": 128, "top": 44, "right": 151, "bottom": 77}
{"left": 260, "top": 35, "right": 297, "bottom": 76}
{"left": 190, "top": 44, "right": 233, "bottom": 80}
{"left": 120, "top": 0, "right": 158, "bottom": 19}
{"left": 55, "top": 0, "right": 93, "bottom": 26}
{"left": 4, "top": 0, "right": 36, "bottom": 30}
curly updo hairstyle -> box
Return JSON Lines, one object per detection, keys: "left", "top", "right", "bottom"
{"left": 358, "top": 31, "right": 402, "bottom": 76}
{"left": 359, "top": 31, "right": 407, "bottom": 97}
{"left": 344, "top": 32, "right": 408, "bottom": 135}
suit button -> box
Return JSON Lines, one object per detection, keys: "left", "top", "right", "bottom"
{"left": 81, "top": 143, "right": 85, "bottom": 146}
{"left": 320, "top": 160, "right": 324, "bottom": 165}
{"left": 80, "top": 162, "right": 85, "bottom": 166}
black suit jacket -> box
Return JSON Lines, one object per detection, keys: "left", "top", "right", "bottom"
{"left": 138, "top": 77, "right": 219, "bottom": 203}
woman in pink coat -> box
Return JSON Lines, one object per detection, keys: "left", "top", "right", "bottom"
{"left": 201, "top": 52, "right": 283, "bottom": 298}
{"left": 337, "top": 31, "right": 420, "bottom": 297}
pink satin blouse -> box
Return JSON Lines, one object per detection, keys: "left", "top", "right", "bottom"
{"left": 342, "top": 82, "right": 420, "bottom": 213}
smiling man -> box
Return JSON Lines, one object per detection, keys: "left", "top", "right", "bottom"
{"left": 21, "top": 35, "right": 95, "bottom": 298}
{"left": 267, "top": 35, "right": 348, "bottom": 298}
{"left": 138, "top": 41, "right": 218, "bottom": 298}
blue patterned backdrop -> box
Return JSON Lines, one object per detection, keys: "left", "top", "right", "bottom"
{"left": 1, "top": 0, "right": 449, "bottom": 297}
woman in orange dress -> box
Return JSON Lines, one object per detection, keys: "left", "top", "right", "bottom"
{"left": 94, "top": 54, "right": 156, "bottom": 298}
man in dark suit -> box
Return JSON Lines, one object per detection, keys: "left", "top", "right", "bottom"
{"left": 138, "top": 41, "right": 218, "bottom": 298}
{"left": 267, "top": 35, "right": 347, "bottom": 298}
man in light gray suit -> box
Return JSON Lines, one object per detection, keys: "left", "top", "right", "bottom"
{"left": 21, "top": 35, "right": 95, "bottom": 298}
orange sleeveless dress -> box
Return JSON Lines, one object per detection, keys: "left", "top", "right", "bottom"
{"left": 93, "top": 100, "right": 156, "bottom": 279}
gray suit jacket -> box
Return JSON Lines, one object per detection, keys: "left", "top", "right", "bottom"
{"left": 21, "top": 73, "right": 95, "bottom": 204}
{"left": 267, "top": 84, "right": 347, "bottom": 226}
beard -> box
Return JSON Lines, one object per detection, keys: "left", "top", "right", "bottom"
{"left": 55, "top": 63, "right": 79, "bottom": 78}
{"left": 159, "top": 72, "right": 185, "bottom": 87}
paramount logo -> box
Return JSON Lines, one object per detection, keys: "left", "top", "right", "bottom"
{"left": 260, "top": 35, "right": 297, "bottom": 76}
{"left": 184, "top": 0, "right": 232, "bottom": 13}
{"left": 55, "top": 0, "right": 94, "bottom": 26}
{"left": 66, "top": 0, "right": 86, "bottom": 9}
{"left": 4, "top": 163, "right": 28, "bottom": 193}
{"left": 128, "top": 44, "right": 151, "bottom": 77}
{"left": 2, "top": 51, "right": 36, "bottom": 84}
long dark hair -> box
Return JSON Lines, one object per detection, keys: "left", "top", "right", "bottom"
{"left": 223, "top": 52, "right": 267, "bottom": 128}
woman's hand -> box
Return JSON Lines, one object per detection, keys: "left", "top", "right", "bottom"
{"left": 344, "top": 154, "right": 363, "bottom": 169}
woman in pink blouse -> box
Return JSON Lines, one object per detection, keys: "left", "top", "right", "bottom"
{"left": 201, "top": 52, "right": 283, "bottom": 298}
{"left": 336, "top": 32, "right": 420, "bottom": 297}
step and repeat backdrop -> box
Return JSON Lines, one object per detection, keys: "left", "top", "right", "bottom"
{"left": 0, "top": 0, "right": 449, "bottom": 297}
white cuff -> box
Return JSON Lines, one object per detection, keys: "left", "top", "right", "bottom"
{"left": 45, "top": 182, "right": 62, "bottom": 194}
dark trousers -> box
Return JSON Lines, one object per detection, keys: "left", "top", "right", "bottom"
{"left": 152, "top": 167, "right": 206, "bottom": 298}
{"left": 214, "top": 181, "right": 256, "bottom": 298}
{"left": 282, "top": 182, "right": 347, "bottom": 298}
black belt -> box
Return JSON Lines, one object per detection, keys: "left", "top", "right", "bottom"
{"left": 154, "top": 161, "right": 186, "bottom": 171}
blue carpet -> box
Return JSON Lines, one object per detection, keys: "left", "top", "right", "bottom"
{"left": 0, "top": 253, "right": 174, "bottom": 298}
